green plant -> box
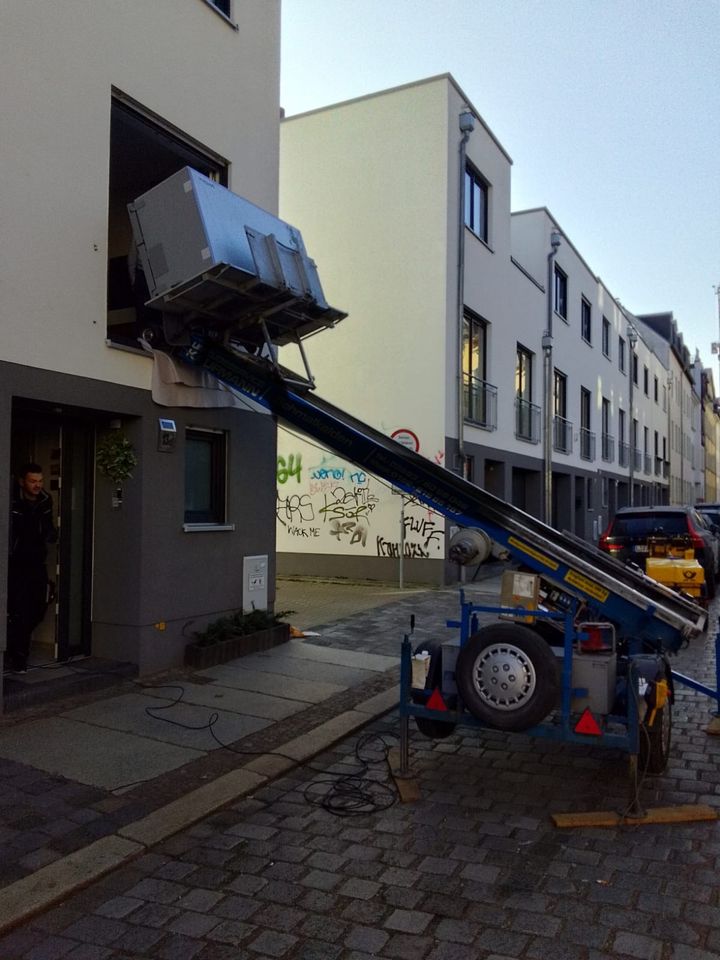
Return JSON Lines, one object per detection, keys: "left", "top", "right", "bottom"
{"left": 192, "top": 608, "right": 294, "bottom": 648}
{"left": 96, "top": 431, "right": 138, "bottom": 484}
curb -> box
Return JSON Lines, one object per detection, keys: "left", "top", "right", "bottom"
{"left": 0, "top": 686, "right": 399, "bottom": 935}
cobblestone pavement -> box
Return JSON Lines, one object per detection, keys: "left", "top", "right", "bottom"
{"left": 2, "top": 589, "right": 720, "bottom": 958}
{"left": 0, "top": 578, "right": 500, "bottom": 893}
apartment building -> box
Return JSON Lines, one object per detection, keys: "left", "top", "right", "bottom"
{"left": 277, "top": 74, "right": 706, "bottom": 584}
{"left": 0, "top": 0, "right": 281, "bottom": 689}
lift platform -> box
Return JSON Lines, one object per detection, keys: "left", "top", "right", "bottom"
{"left": 129, "top": 169, "right": 711, "bottom": 794}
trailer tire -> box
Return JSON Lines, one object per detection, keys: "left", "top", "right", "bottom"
{"left": 415, "top": 716, "right": 457, "bottom": 739}
{"left": 639, "top": 699, "right": 672, "bottom": 775}
{"left": 455, "top": 623, "right": 560, "bottom": 732}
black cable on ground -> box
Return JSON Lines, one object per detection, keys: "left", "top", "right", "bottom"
{"left": 101, "top": 679, "right": 400, "bottom": 813}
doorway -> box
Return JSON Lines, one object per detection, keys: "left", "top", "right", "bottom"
{"left": 9, "top": 404, "right": 94, "bottom": 666}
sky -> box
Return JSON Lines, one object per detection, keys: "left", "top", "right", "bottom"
{"left": 280, "top": 0, "right": 720, "bottom": 369}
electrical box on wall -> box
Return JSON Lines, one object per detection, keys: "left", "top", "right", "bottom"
{"left": 157, "top": 418, "right": 177, "bottom": 452}
{"left": 243, "top": 555, "right": 268, "bottom": 611}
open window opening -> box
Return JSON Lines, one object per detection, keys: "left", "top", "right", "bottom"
{"left": 107, "top": 94, "right": 228, "bottom": 347}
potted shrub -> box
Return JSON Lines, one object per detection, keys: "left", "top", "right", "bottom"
{"left": 184, "top": 607, "right": 293, "bottom": 669}
{"left": 96, "top": 429, "right": 138, "bottom": 508}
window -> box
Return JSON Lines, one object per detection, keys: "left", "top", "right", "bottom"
{"left": 464, "top": 165, "right": 488, "bottom": 242}
{"left": 553, "top": 369, "right": 572, "bottom": 453}
{"left": 185, "top": 428, "right": 227, "bottom": 524}
{"left": 580, "top": 388, "right": 591, "bottom": 432}
{"left": 554, "top": 266, "right": 567, "bottom": 320}
{"left": 580, "top": 387, "right": 594, "bottom": 460}
{"left": 515, "top": 345, "right": 539, "bottom": 442}
{"left": 581, "top": 297, "right": 592, "bottom": 343}
{"left": 601, "top": 397, "right": 613, "bottom": 461}
{"left": 107, "top": 95, "right": 228, "bottom": 347}
{"left": 618, "top": 336, "right": 626, "bottom": 373}
{"left": 643, "top": 365, "right": 649, "bottom": 396}
{"left": 632, "top": 353, "right": 639, "bottom": 386}
{"left": 516, "top": 345, "right": 533, "bottom": 402}
{"left": 462, "top": 311, "right": 496, "bottom": 427}
{"left": 602, "top": 316, "right": 611, "bottom": 358}
{"left": 209, "top": 0, "right": 231, "bottom": 14}
{"left": 619, "top": 408, "right": 628, "bottom": 466}
{"left": 554, "top": 370, "right": 567, "bottom": 418}
{"left": 654, "top": 376, "right": 659, "bottom": 403}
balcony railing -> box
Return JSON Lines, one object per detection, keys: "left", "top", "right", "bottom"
{"left": 654, "top": 456, "right": 663, "bottom": 477}
{"left": 553, "top": 416, "right": 573, "bottom": 454}
{"left": 633, "top": 448, "right": 642, "bottom": 471}
{"left": 601, "top": 432, "right": 614, "bottom": 462}
{"left": 663, "top": 460, "right": 670, "bottom": 478}
{"left": 644, "top": 453, "right": 652, "bottom": 475}
{"left": 618, "top": 441, "right": 629, "bottom": 468}
{"left": 580, "top": 428, "right": 596, "bottom": 461}
{"left": 463, "top": 376, "right": 498, "bottom": 430}
{"left": 515, "top": 398, "right": 541, "bottom": 443}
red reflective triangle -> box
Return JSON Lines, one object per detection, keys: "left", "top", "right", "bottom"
{"left": 426, "top": 688, "right": 448, "bottom": 712}
{"left": 575, "top": 708, "right": 602, "bottom": 736}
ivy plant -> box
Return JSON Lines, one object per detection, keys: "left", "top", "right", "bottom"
{"left": 96, "top": 431, "right": 138, "bottom": 484}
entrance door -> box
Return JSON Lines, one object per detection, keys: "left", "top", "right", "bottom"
{"left": 10, "top": 406, "right": 94, "bottom": 663}
{"left": 57, "top": 421, "right": 94, "bottom": 660}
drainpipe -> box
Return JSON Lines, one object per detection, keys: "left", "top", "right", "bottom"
{"left": 456, "top": 109, "right": 475, "bottom": 472}
{"left": 542, "top": 229, "right": 562, "bottom": 524}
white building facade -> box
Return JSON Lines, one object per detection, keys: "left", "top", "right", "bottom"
{"left": 277, "top": 74, "right": 711, "bottom": 585}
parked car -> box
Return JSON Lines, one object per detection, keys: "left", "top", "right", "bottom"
{"left": 696, "top": 502, "right": 720, "bottom": 532}
{"left": 598, "top": 505, "right": 719, "bottom": 598}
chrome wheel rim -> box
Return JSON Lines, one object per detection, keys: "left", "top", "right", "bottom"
{"left": 470, "top": 643, "right": 537, "bottom": 711}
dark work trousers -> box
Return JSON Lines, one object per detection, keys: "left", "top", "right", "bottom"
{"left": 6, "top": 562, "right": 48, "bottom": 670}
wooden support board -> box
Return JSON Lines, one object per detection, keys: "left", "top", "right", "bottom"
{"left": 387, "top": 747, "right": 421, "bottom": 803}
{"left": 552, "top": 804, "right": 718, "bottom": 829}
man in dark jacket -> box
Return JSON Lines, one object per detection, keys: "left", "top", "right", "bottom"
{"left": 6, "top": 463, "right": 57, "bottom": 673}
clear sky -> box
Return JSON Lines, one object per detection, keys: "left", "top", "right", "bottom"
{"left": 280, "top": 0, "right": 720, "bottom": 370}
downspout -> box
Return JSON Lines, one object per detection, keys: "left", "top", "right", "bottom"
{"left": 456, "top": 109, "right": 475, "bottom": 471}
{"left": 543, "top": 229, "right": 562, "bottom": 524}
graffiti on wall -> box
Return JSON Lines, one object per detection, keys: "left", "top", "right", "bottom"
{"left": 276, "top": 449, "right": 445, "bottom": 558}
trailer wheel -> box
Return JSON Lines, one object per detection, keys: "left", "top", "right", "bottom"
{"left": 455, "top": 623, "right": 560, "bottom": 732}
{"left": 415, "top": 716, "right": 457, "bottom": 739}
{"left": 639, "top": 699, "right": 672, "bottom": 774}
{"left": 411, "top": 642, "right": 457, "bottom": 740}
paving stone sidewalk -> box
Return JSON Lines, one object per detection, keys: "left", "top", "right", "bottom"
{"left": 2, "top": 573, "right": 720, "bottom": 959}
{"left": 3, "top": 639, "right": 720, "bottom": 960}
{"left": 0, "top": 577, "right": 501, "bottom": 893}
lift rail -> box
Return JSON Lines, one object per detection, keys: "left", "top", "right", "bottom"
{"left": 181, "top": 340, "right": 705, "bottom": 653}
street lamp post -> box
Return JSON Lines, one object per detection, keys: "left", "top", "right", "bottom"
{"left": 627, "top": 322, "right": 638, "bottom": 506}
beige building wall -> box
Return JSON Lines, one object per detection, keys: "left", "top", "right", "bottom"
{"left": 0, "top": 0, "right": 280, "bottom": 386}
{"left": 278, "top": 78, "right": 453, "bottom": 573}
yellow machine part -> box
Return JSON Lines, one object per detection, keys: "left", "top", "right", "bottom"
{"left": 646, "top": 557, "right": 704, "bottom": 597}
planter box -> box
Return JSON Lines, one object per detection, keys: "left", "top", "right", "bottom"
{"left": 184, "top": 623, "right": 290, "bottom": 670}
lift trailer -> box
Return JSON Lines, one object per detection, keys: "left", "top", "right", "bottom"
{"left": 129, "top": 168, "right": 714, "bottom": 794}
